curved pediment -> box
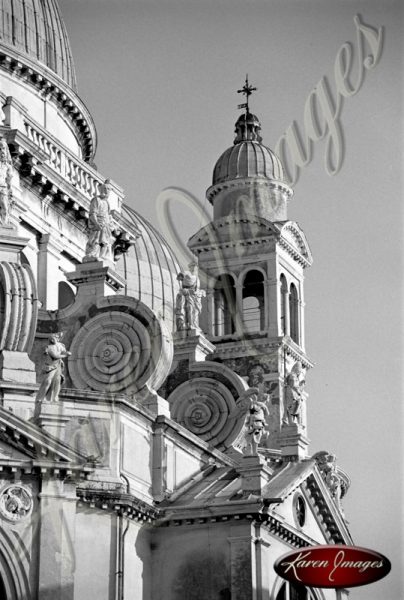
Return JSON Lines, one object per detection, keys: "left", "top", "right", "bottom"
{"left": 277, "top": 221, "right": 313, "bottom": 267}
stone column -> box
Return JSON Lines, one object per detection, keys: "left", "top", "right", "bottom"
{"left": 206, "top": 288, "right": 215, "bottom": 336}
{"left": 235, "top": 282, "right": 243, "bottom": 334}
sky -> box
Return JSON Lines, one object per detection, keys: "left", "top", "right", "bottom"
{"left": 59, "top": 1, "right": 403, "bottom": 598}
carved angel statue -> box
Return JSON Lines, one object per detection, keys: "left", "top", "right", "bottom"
{"left": 313, "top": 451, "right": 346, "bottom": 518}
{"left": 36, "top": 333, "right": 71, "bottom": 403}
{"left": 233, "top": 384, "right": 270, "bottom": 455}
{"left": 175, "top": 261, "right": 206, "bottom": 331}
{"left": 0, "top": 135, "right": 13, "bottom": 225}
{"left": 84, "top": 179, "right": 114, "bottom": 261}
{"left": 284, "top": 361, "right": 306, "bottom": 425}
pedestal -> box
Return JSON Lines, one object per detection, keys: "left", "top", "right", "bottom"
{"left": 173, "top": 329, "right": 215, "bottom": 363}
{"left": 279, "top": 423, "right": 310, "bottom": 461}
{"left": 237, "top": 454, "right": 273, "bottom": 495}
{"left": 136, "top": 386, "right": 171, "bottom": 418}
{"left": 35, "top": 403, "right": 70, "bottom": 440}
{"left": 66, "top": 259, "right": 125, "bottom": 300}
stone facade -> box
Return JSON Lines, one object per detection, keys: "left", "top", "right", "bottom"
{"left": 0, "top": 2, "right": 352, "bottom": 599}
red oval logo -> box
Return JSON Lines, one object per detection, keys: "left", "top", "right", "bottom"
{"left": 274, "top": 545, "right": 391, "bottom": 589}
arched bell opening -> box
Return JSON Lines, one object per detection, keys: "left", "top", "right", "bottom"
{"left": 280, "top": 274, "right": 288, "bottom": 336}
{"left": 242, "top": 269, "right": 265, "bottom": 333}
{"left": 289, "top": 282, "right": 299, "bottom": 344}
{"left": 213, "top": 274, "right": 236, "bottom": 336}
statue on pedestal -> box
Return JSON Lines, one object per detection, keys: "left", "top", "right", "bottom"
{"left": 36, "top": 334, "right": 71, "bottom": 403}
{"left": 284, "top": 361, "right": 306, "bottom": 425}
{"left": 84, "top": 179, "right": 113, "bottom": 261}
{"left": 175, "top": 262, "right": 206, "bottom": 331}
{"left": 234, "top": 384, "right": 270, "bottom": 455}
{"left": 0, "top": 136, "right": 13, "bottom": 225}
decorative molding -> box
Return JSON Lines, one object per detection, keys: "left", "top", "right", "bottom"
{"left": 0, "top": 46, "right": 97, "bottom": 161}
{"left": 68, "top": 296, "right": 173, "bottom": 395}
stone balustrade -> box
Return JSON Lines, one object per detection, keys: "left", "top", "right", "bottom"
{"left": 23, "top": 116, "right": 114, "bottom": 204}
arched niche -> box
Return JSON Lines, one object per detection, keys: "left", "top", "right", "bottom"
{"left": 242, "top": 269, "right": 265, "bottom": 332}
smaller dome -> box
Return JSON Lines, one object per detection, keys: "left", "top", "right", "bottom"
{"left": 213, "top": 141, "right": 284, "bottom": 185}
{"left": 212, "top": 113, "right": 284, "bottom": 185}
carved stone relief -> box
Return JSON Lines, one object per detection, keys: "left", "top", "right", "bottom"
{"left": 0, "top": 484, "right": 33, "bottom": 522}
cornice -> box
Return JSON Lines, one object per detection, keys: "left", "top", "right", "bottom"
{"left": 189, "top": 216, "right": 310, "bottom": 268}
{"left": 77, "top": 487, "right": 160, "bottom": 522}
{"left": 209, "top": 335, "right": 314, "bottom": 370}
{"left": 206, "top": 176, "right": 293, "bottom": 204}
{"left": 0, "top": 44, "right": 97, "bottom": 161}
{"left": 305, "top": 472, "right": 353, "bottom": 545}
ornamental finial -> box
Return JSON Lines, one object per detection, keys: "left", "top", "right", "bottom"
{"left": 237, "top": 74, "right": 257, "bottom": 115}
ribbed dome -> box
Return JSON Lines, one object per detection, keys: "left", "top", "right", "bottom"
{"left": 0, "top": 0, "right": 77, "bottom": 90}
{"left": 115, "top": 205, "right": 180, "bottom": 332}
{"left": 213, "top": 141, "right": 284, "bottom": 185}
{"left": 212, "top": 112, "right": 284, "bottom": 185}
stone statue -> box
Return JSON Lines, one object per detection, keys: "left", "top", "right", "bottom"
{"left": 313, "top": 451, "right": 345, "bottom": 517}
{"left": 36, "top": 333, "right": 71, "bottom": 403}
{"left": 0, "top": 135, "right": 13, "bottom": 225}
{"left": 84, "top": 179, "right": 113, "bottom": 261}
{"left": 175, "top": 262, "right": 206, "bottom": 331}
{"left": 235, "top": 385, "right": 270, "bottom": 455}
{"left": 284, "top": 361, "right": 306, "bottom": 425}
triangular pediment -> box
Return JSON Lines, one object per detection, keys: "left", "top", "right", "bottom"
{"left": 0, "top": 407, "right": 92, "bottom": 476}
{"left": 188, "top": 215, "right": 279, "bottom": 252}
{"left": 159, "top": 456, "right": 351, "bottom": 546}
{"left": 263, "top": 460, "right": 352, "bottom": 545}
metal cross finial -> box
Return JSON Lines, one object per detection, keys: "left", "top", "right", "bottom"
{"left": 237, "top": 74, "right": 257, "bottom": 114}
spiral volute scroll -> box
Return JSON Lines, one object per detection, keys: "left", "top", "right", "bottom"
{"left": 68, "top": 297, "right": 173, "bottom": 395}
{"left": 167, "top": 361, "right": 248, "bottom": 449}
{"left": 0, "top": 261, "right": 38, "bottom": 352}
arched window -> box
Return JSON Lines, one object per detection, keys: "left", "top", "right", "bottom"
{"left": 280, "top": 274, "right": 288, "bottom": 335}
{"left": 213, "top": 274, "right": 236, "bottom": 336}
{"left": 289, "top": 283, "right": 299, "bottom": 343}
{"left": 242, "top": 270, "right": 265, "bottom": 332}
{"left": 58, "top": 281, "right": 75, "bottom": 310}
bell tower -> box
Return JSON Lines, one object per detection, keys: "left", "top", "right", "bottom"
{"left": 188, "top": 80, "right": 313, "bottom": 453}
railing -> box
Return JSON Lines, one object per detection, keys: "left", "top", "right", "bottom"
{"left": 22, "top": 116, "right": 119, "bottom": 205}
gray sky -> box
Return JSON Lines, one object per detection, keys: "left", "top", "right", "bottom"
{"left": 59, "top": 1, "right": 403, "bottom": 598}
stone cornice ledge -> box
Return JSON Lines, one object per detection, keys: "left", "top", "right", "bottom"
{"left": 0, "top": 44, "right": 97, "bottom": 161}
